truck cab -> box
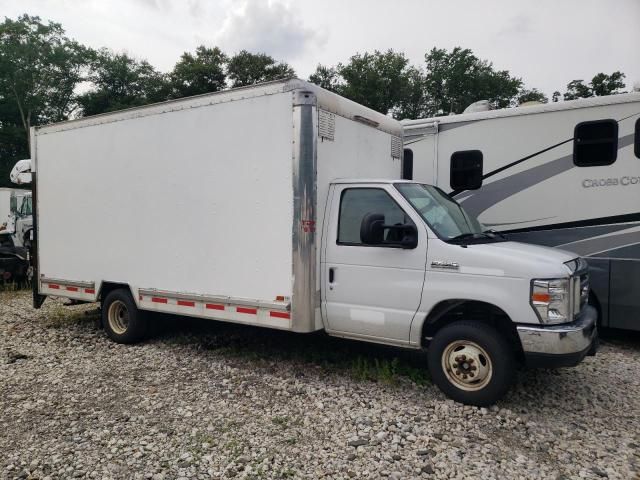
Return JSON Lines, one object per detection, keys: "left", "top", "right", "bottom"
{"left": 322, "top": 179, "right": 597, "bottom": 405}
{"left": 6, "top": 192, "right": 33, "bottom": 249}
{"left": 0, "top": 189, "right": 32, "bottom": 282}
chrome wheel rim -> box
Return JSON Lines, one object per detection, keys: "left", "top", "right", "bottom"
{"left": 441, "top": 340, "right": 492, "bottom": 391}
{"left": 107, "top": 300, "right": 129, "bottom": 335}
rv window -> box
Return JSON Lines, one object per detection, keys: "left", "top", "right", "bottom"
{"left": 573, "top": 119, "right": 618, "bottom": 167}
{"left": 403, "top": 149, "right": 414, "bottom": 180}
{"left": 633, "top": 118, "right": 640, "bottom": 158}
{"left": 450, "top": 150, "right": 483, "bottom": 191}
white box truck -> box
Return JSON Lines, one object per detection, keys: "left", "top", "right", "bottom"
{"left": 402, "top": 92, "right": 640, "bottom": 331}
{"left": 16, "top": 79, "right": 597, "bottom": 405}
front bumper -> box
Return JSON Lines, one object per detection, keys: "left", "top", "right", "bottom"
{"left": 517, "top": 305, "right": 598, "bottom": 368}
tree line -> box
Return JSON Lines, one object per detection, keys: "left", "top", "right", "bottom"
{"left": 0, "top": 14, "right": 629, "bottom": 187}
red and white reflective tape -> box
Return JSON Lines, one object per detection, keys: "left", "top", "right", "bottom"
{"left": 42, "top": 279, "right": 96, "bottom": 296}
{"left": 138, "top": 291, "right": 290, "bottom": 321}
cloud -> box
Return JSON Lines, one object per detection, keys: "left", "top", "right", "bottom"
{"left": 216, "top": 0, "right": 325, "bottom": 61}
{"left": 497, "top": 13, "right": 533, "bottom": 37}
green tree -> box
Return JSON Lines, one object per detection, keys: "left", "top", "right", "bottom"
{"left": 308, "top": 64, "right": 341, "bottom": 92}
{"left": 563, "top": 72, "right": 626, "bottom": 100}
{"left": 563, "top": 79, "right": 592, "bottom": 100}
{"left": 0, "top": 14, "right": 88, "bottom": 156}
{"left": 392, "top": 67, "right": 428, "bottom": 119}
{"left": 336, "top": 50, "right": 419, "bottom": 117}
{"left": 591, "top": 71, "right": 626, "bottom": 96}
{"left": 423, "top": 47, "right": 522, "bottom": 115}
{"left": 0, "top": 94, "right": 27, "bottom": 186}
{"left": 552, "top": 91, "right": 562, "bottom": 103}
{"left": 170, "top": 46, "right": 227, "bottom": 98}
{"left": 516, "top": 88, "right": 548, "bottom": 105}
{"left": 226, "top": 51, "right": 294, "bottom": 88}
{"left": 78, "top": 49, "right": 170, "bottom": 116}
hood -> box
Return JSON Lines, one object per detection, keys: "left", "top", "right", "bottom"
{"left": 451, "top": 241, "right": 577, "bottom": 279}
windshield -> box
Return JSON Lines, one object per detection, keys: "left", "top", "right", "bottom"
{"left": 395, "top": 183, "right": 484, "bottom": 240}
{"left": 19, "top": 196, "right": 32, "bottom": 216}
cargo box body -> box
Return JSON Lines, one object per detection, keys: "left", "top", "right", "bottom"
{"left": 32, "top": 79, "right": 403, "bottom": 332}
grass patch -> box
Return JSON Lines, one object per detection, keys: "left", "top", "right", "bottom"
{"left": 45, "top": 304, "right": 100, "bottom": 329}
{"left": 350, "top": 356, "right": 429, "bottom": 385}
{"left": 271, "top": 416, "right": 290, "bottom": 428}
{"left": 0, "top": 281, "right": 28, "bottom": 293}
{"left": 149, "top": 312, "right": 432, "bottom": 388}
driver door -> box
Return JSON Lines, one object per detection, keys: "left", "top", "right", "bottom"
{"left": 321, "top": 184, "right": 428, "bottom": 343}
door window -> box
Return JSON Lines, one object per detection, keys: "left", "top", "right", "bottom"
{"left": 337, "top": 188, "right": 412, "bottom": 245}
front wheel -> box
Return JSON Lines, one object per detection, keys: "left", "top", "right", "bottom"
{"left": 427, "top": 321, "right": 516, "bottom": 406}
{"left": 102, "top": 289, "right": 147, "bottom": 344}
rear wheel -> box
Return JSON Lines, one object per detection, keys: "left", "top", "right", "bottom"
{"left": 427, "top": 321, "right": 516, "bottom": 406}
{"left": 102, "top": 289, "right": 147, "bottom": 344}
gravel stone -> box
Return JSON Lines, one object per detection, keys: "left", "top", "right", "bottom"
{"left": 1, "top": 291, "right": 639, "bottom": 479}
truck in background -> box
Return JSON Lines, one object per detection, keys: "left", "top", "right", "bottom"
{"left": 0, "top": 187, "right": 32, "bottom": 282}
{"left": 15, "top": 79, "right": 597, "bottom": 406}
{"left": 403, "top": 92, "right": 640, "bottom": 331}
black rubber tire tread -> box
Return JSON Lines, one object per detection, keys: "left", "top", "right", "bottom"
{"left": 102, "top": 289, "right": 147, "bottom": 344}
{"left": 427, "top": 320, "right": 516, "bottom": 407}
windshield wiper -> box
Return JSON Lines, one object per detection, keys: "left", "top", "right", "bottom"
{"left": 449, "top": 232, "right": 479, "bottom": 242}
{"left": 482, "top": 229, "right": 506, "bottom": 239}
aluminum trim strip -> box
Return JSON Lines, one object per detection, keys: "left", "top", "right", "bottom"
{"left": 137, "top": 288, "right": 290, "bottom": 311}
{"left": 40, "top": 277, "right": 95, "bottom": 288}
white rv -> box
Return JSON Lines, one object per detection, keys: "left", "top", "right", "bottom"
{"left": 403, "top": 93, "right": 640, "bottom": 332}
{"left": 15, "top": 79, "right": 597, "bottom": 406}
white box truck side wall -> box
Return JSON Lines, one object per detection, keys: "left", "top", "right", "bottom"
{"left": 31, "top": 80, "right": 404, "bottom": 333}
{"left": 35, "top": 92, "right": 294, "bottom": 308}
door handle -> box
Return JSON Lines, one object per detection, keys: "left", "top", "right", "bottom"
{"left": 329, "top": 267, "right": 335, "bottom": 284}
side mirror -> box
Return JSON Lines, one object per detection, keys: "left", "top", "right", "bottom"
{"left": 360, "top": 213, "right": 418, "bottom": 249}
{"left": 360, "top": 213, "right": 386, "bottom": 245}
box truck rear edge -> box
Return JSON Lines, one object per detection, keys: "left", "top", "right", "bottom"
{"left": 14, "top": 79, "right": 598, "bottom": 406}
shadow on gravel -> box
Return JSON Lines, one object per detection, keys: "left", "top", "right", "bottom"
{"left": 147, "top": 312, "right": 431, "bottom": 386}
{"left": 598, "top": 327, "right": 640, "bottom": 348}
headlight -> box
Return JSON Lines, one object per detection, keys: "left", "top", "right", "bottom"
{"left": 531, "top": 278, "right": 570, "bottom": 324}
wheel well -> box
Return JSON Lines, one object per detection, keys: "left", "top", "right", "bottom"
{"left": 589, "top": 289, "right": 603, "bottom": 327}
{"left": 98, "top": 282, "right": 132, "bottom": 302}
{"left": 97, "top": 282, "right": 134, "bottom": 327}
{"left": 421, "top": 300, "right": 524, "bottom": 362}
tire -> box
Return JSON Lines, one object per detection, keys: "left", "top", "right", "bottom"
{"left": 102, "top": 289, "right": 147, "bottom": 344}
{"left": 427, "top": 321, "right": 516, "bottom": 407}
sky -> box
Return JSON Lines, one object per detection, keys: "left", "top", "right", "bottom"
{"left": 2, "top": 0, "right": 639, "bottom": 97}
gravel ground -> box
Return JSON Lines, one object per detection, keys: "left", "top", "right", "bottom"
{"left": 1, "top": 290, "right": 639, "bottom": 480}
